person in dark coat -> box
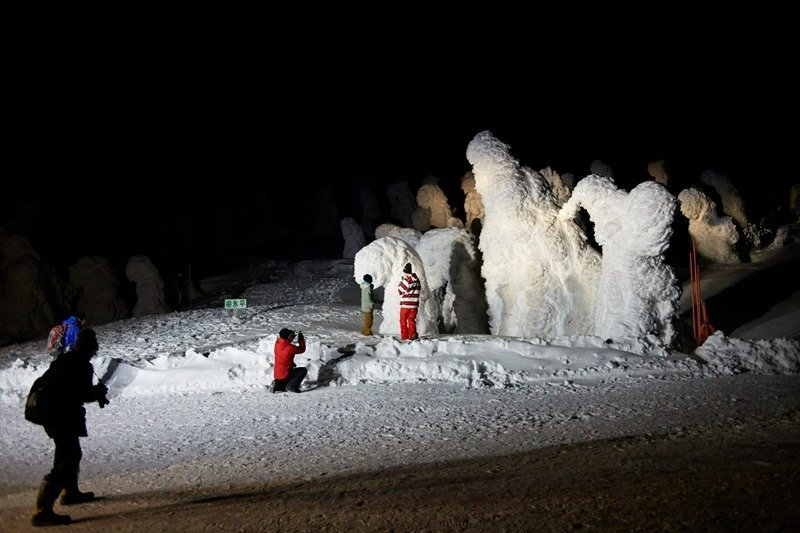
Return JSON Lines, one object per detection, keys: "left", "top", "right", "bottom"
{"left": 272, "top": 328, "right": 307, "bottom": 393}
{"left": 31, "top": 328, "right": 109, "bottom": 527}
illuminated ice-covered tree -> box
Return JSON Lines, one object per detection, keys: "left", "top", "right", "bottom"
{"left": 540, "top": 166, "right": 572, "bottom": 206}
{"left": 701, "top": 170, "right": 748, "bottom": 229}
{"left": 559, "top": 176, "right": 680, "bottom": 344}
{"left": 460, "top": 171, "right": 485, "bottom": 234}
{"left": 374, "top": 223, "right": 422, "bottom": 248}
{"left": 416, "top": 228, "right": 488, "bottom": 333}
{"left": 353, "top": 237, "right": 438, "bottom": 336}
{"left": 466, "top": 131, "right": 600, "bottom": 338}
{"left": 648, "top": 160, "right": 669, "bottom": 186}
{"left": 678, "top": 187, "right": 739, "bottom": 263}
{"left": 414, "top": 182, "right": 456, "bottom": 230}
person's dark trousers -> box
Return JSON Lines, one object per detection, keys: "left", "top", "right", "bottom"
{"left": 46, "top": 432, "right": 82, "bottom": 490}
{"left": 285, "top": 367, "right": 307, "bottom": 392}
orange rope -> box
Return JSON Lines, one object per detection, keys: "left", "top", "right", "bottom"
{"left": 690, "top": 238, "right": 715, "bottom": 345}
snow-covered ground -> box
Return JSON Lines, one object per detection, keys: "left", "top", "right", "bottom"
{"left": 1, "top": 254, "right": 799, "bottom": 507}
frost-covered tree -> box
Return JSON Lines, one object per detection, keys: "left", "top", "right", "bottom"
{"left": 647, "top": 160, "right": 669, "bottom": 186}
{"left": 460, "top": 171, "right": 485, "bottom": 234}
{"left": 386, "top": 179, "right": 415, "bottom": 228}
{"left": 678, "top": 187, "right": 740, "bottom": 263}
{"left": 414, "top": 182, "right": 455, "bottom": 230}
{"left": 340, "top": 218, "right": 366, "bottom": 259}
{"left": 466, "top": 131, "right": 601, "bottom": 338}
{"left": 540, "top": 166, "right": 572, "bottom": 206}
{"left": 700, "top": 170, "right": 748, "bottom": 229}
{"left": 355, "top": 184, "right": 381, "bottom": 240}
{"left": 590, "top": 159, "right": 614, "bottom": 178}
{"left": 309, "top": 185, "right": 339, "bottom": 236}
{"left": 416, "top": 228, "right": 488, "bottom": 334}
{"left": 411, "top": 206, "right": 431, "bottom": 232}
{"left": 560, "top": 177, "right": 680, "bottom": 345}
{"left": 68, "top": 256, "right": 128, "bottom": 325}
{"left": 374, "top": 223, "right": 422, "bottom": 248}
{"left": 125, "top": 256, "right": 171, "bottom": 317}
{"left": 353, "top": 237, "right": 438, "bottom": 336}
{"left": 0, "top": 231, "right": 63, "bottom": 341}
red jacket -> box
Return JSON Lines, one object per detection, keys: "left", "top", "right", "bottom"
{"left": 273, "top": 337, "right": 306, "bottom": 380}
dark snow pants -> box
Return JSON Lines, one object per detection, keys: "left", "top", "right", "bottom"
{"left": 44, "top": 432, "right": 82, "bottom": 491}
{"left": 274, "top": 367, "right": 308, "bottom": 392}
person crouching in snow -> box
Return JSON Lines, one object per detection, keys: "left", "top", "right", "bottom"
{"left": 398, "top": 263, "right": 420, "bottom": 340}
{"left": 272, "top": 328, "right": 306, "bottom": 393}
{"left": 360, "top": 274, "right": 375, "bottom": 335}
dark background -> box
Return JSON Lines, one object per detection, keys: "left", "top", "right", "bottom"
{"left": 3, "top": 73, "right": 797, "bottom": 283}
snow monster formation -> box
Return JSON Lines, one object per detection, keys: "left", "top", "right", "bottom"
{"left": 374, "top": 223, "right": 422, "bottom": 248}
{"left": 466, "top": 131, "right": 601, "bottom": 338}
{"left": 700, "top": 170, "right": 748, "bottom": 229}
{"left": 340, "top": 218, "right": 366, "bottom": 259}
{"left": 68, "top": 256, "right": 128, "bottom": 325}
{"left": 412, "top": 182, "right": 462, "bottom": 231}
{"left": 353, "top": 237, "right": 438, "bottom": 337}
{"left": 677, "top": 187, "right": 740, "bottom": 263}
{"left": 460, "top": 171, "right": 485, "bottom": 234}
{"left": 559, "top": 176, "right": 680, "bottom": 345}
{"left": 647, "top": 160, "right": 669, "bottom": 186}
{"left": 125, "top": 255, "right": 171, "bottom": 317}
{"left": 386, "top": 178, "right": 416, "bottom": 228}
{"left": 0, "top": 230, "right": 64, "bottom": 342}
{"left": 416, "top": 228, "right": 488, "bottom": 334}
{"left": 539, "top": 166, "right": 572, "bottom": 206}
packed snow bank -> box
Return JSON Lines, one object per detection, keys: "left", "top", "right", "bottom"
{"left": 695, "top": 331, "right": 800, "bottom": 375}
{"left": 6, "top": 328, "right": 800, "bottom": 406}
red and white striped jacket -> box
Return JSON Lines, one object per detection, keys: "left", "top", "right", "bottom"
{"left": 398, "top": 273, "right": 420, "bottom": 308}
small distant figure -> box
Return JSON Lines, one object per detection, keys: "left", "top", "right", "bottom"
{"left": 272, "top": 328, "right": 307, "bottom": 393}
{"left": 30, "top": 329, "right": 109, "bottom": 527}
{"left": 398, "top": 263, "right": 421, "bottom": 340}
{"left": 360, "top": 274, "right": 375, "bottom": 335}
{"left": 62, "top": 312, "right": 87, "bottom": 352}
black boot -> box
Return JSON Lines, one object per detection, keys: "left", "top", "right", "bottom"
{"left": 60, "top": 471, "right": 96, "bottom": 505}
{"left": 31, "top": 479, "right": 71, "bottom": 527}
{"left": 60, "top": 489, "right": 95, "bottom": 505}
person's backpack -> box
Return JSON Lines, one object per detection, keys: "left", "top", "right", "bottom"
{"left": 46, "top": 324, "right": 66, "bottom": 356}
{"left": 24, "top": 370, "right": 56, "bottom": 425}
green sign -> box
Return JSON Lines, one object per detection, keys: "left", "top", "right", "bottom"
{"left": 224, "top": 299, "right": 247, "bottom": 309}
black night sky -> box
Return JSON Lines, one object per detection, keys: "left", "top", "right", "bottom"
{"left": 3, "top": 70, "right": 797, "bottom": 283}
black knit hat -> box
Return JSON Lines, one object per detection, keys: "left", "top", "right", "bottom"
{"left": 279, "top": 328, "right": 295, "bottom": 340}
{"left": 363, "top": 274, "right": 373, "bottom": 283}
{"left": 403, "top": 263, "right": 412, "bottom": 273}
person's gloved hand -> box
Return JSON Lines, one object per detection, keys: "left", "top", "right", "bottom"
{"left": 98, "top": 395, "right": 110, "bottom": 408}
{"left": 297, "top": 331, "right": 305, "bottom": 343}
